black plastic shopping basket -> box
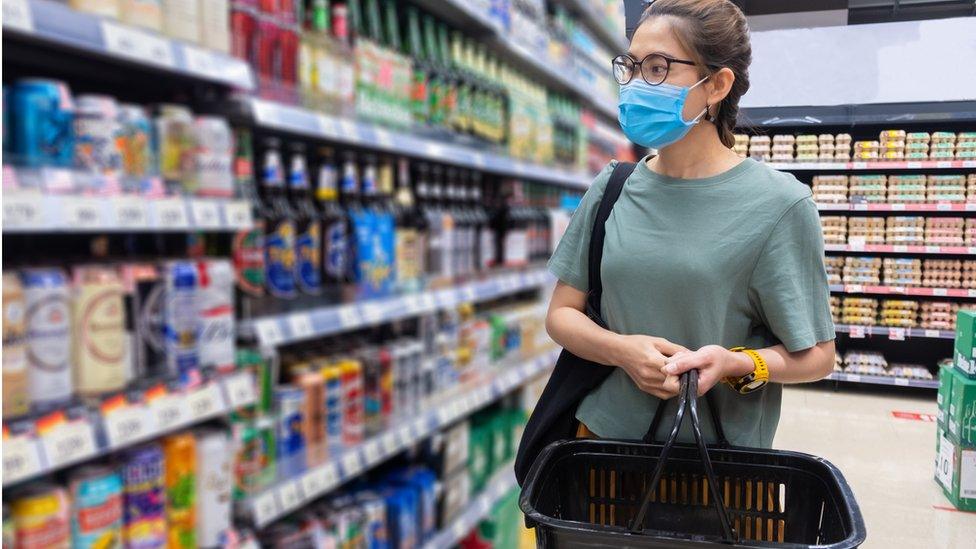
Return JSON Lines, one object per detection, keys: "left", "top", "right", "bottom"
{"left": 519, "top": 370, "right": 866, "bottom": 548}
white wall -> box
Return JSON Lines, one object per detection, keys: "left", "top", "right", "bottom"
{"left": 741, "top": 17, "right": 976, "bottom": 108}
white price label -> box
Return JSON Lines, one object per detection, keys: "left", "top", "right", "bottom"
{"left": 419, "top": 294, "right": 436, "bottom": 311}
{"left": 337, "top": 305, "right": 361, "bottom": 329}
{"left": 846, "top": 374, "right": 862, "bottom": 383}
{"left": 852, "top": 162, "right": 868, "bottom": 169}
{"left": 437, "top": 406, "right": 453, "bottom": 424}
{"left": 301, "top": 469, "right": 327, "bottom": 498}
{"left": 936, "top": 161, "right": 952, "bottom": 169}
{"left": 187, "top": 383, "right": 224, "bottom": 420}
{"left": 321, "top": 463, "right": 339, "bottom": 488}
{"left": 276, "top": 482, "right": 302, "bottom": 512}
{"left": 849, "top": 326, "right": 866, "bottom": 339}
{"left": 888, "top": 328, "right": 905, "bottom": 341}
{"left": 341, "top": 452, "right": 362, "bottom": 476}
{"left": 182, "top": 45, "right": 223, "bottom": 77}
{"left": 396, "top": 426, "right": 413, "bottom": 446}
{"left": 891, "top": 204, "right": 906, "bottom": 211}
{"left": 287, "top": 315, "right": 314, "bottom": 340}
{"left": 3, "top": 436, "right": 43, "bottom": 484}
{"left": 853, "top": 203, "right": 868, "bottom": 211}
{"left": 190, "top": 200, "right": 221, "bottom": 228}
{"left": 149, "top": 393, "right": 188, "bottom": 430}
{"left": 252, "top": 492, "right": 280, "bottom": 527}
{"left": 968, "top": 289, "right": 976, "bottom": 298}
{"left": 315, "top": 114, "right": 337, "bottom": 135}
{"left": 452, "top": 521, "right": 467, "bottom": 539}
{"left": 937, "top": 203, "right": 953, "bottom": 211}
{"left": 375, "top": 129, "right": 394, "bottom": 148}
{"left": 425, "top": 143, "right": 446, "bottom": 159}
{"left": 2, "top": 193, "right": 43, "bottom": 229}
{"left": 924, "top": 329, "right": 940, "bottom": 338}
{"left": 934, "top": 288, "right": 949, "bottom": 297}
{"left": 153, "top": 199, "right": 189, "bottom": 228}
{"left": 894, "top": 378, "right": 910, "bottom": 387}
{"left": 846, "top": 284, "right": 864, "bottom": 293}
{"left": 906, "top": 161, "right": 922, "bottom": 169}
{"left": 893, "top": 245, "right": 908, "bottom": 253}
{"left": 255, "top": 320, "right": 284, "bottom": 347}
{"left": 113, "top": 197, "right": 148, "bottom": 227}
{"left": 937, "top": 436, "right": 955, "bottom": 490}
{"left": 105, "top": 405, "right": 153, "bottom": 448}
{"left": 925, "top": 246, "right": 941, "bottom": 253}
{"left": 380, "top": 432, "right": 399, "bottom": 454}
{"left": 338, "top": 119, "right": 359, "bottom": 140}
{"left": 224, "top": 372, "right": 257, "bottom": 409}
{"left": 102, "top": 21, "right": 176, "bottom": 68}
{"left": 3, "top": 0, "right": 32, "bottom": 32}
{"left": 410, "top": 418, "right": 427, "bottom": 438}
{"left": 961, "top": 450, "right": 976, "bottom": 498}
{"left": 41, "top": 422, "right": 97, "bottom": 468}
{"left": 224, "top": 201, "right": 253, "bottom": 227}
{"left": 472, "top": 153, "right": 487, "bottom": 168}
{"left": 63, "top": 198, "right": 103, "bottom": 228}
{"left": 363, "top": 440, "right": 382, "bottom": 464}
{"left": 462, "top": 286, "right": 477, "bottom": 301}
{"left": 404, "top": 295, "right": 422, "bottom": 313}
{"left": 361, "top": 303, "right": 383, "bottom": 324}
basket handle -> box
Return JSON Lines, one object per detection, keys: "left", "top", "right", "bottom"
{"left": 643, "top": 391, "right": 729, "bottom": 448}
{"left": 628, "top": 370, "right": 738, "bottom": 542}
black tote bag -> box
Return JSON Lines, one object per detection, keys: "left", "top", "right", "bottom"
{"left": 514, "top": 161, "right": 636, "bottom": 486}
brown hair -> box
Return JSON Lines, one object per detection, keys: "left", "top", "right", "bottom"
{"left": 638, "top": 0, "right": 751, "bottom": 148}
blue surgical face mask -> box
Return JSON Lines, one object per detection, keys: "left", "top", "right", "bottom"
{"left": 618, "top": 76, "right": 709, "bottom": 149}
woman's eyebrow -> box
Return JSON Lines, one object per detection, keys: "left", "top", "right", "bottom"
{"left": 628, "top": 50, "right": 681, "bottom": 59}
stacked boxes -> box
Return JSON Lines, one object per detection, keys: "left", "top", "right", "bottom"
{"left": 922, "top": 302, "right": 959, "bottom": 330}
{"left": 812, "top": 175, "right": 848, "bottom": 204}
{"left": 879, "top": 129, "right": 906, "bottom": 162}
{"left": 935, "top": 311, "right": 976, "bottom": 512}
{"left": 821, "top": 217, "right": 848, "bottom": 245}
{"left": 818, "top": 134, "right": 835, "bottom": 161}
{"left": 889, "top": 175, "right": 926, "bottom": 203}
{"left": 733, "top": 134, "right": 749, "bottom": 158}
{"left": 958, "top": 133, "right": 976, "bottom": 161}
{"left": 883, "top": 258, "right": 921, "bottom": 287}
{"left": 796, "top": 134, "right": 819, "bottom": 163}
{"left": 848, "top": 217, "right": 885, "bottom": 244}
{"left": 879, "top": 300, "right": 918, "bottom": 328}
{"left": 954, "top": 310, "right": 976, "bottom": 377}
{"left": 771, "top": 134, "right": 794, "bottom": 163}
{"left": 841, "top": 297, "right": 877, "bottom": 325}
{"left": 835, "top": 133, "right": 852, "bottom": 161}
{"left": 926, "top": 218, "right": 965, "bottom": 246}
{"left": 906, "top": 132, "right": 930, "bottom": 162}
{"left": 931, "top": 132, "right": 956, "bottom": 162}
{"left": 849, "top": 175, "right": 887, "bottom": 203}
{"left": 887, "top": 216, "right": 925, "bottom": 245}
{"left": 928, "top": 175, "right": 967, "bottom": 203}
{"left": 853, "top": 139, "right": 880, "bottom": 162}
{"left": 748, "top": 135, "right": 770, "bottom": 162}
{"left": 843, "top": 256, "right": 881, "bottom": 284}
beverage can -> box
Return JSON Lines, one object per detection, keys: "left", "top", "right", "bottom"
{"left": 69, "top": 465, "right": 124, "bottom": 549}
{"left": 194, "top": 429, "right": 233, "bottom": 548}
{"left": 72, "top": 265, "right": 128, "bottom": 397}
{"left": 232, "top": 421, "right": 263, "bottom": 500}
{"left": 360, "top": 346, "right": 383, "bottom": 437}
{"left": 289, "top": 145, "right": 323, "bottom": 296}
{"left": 297, "top": 369, "right": 326, "bottom": 466}
{"left": 121, "top": 263, "right": 164, "bottom": 381}
{"left": 163, "top": 261, "right": 199, "bottom": 386}
{"left": 275, "top": 385, "right": 307, "bottom": 479}
{"left": 262, "top": 141, "right": 298, "bottom": 299}
{"left": 120, "top": 444, "right": 166, "bottom": 549}
{"left": 340, "top": 358, "right": 364, "bottom": 445}
{"left": 75, "top": 94, "right": 123, "bottom": 175}
{"left": 196, "top": 260, "right": 235, "bottom": 373}
{"left": 9, "top": 78, "right": 75, "bottom": 168}
{"left": 161, "top": 0, "right": 200, "bottom": 45}
{"left": 11, "top": 483, "right": 70, "bottom": 549}
{"left": 117, "top": 104, "right": 156, "bottom": 181}
{"left": 163, "top": 433, "right": 196, "bottom": 549}
{"left": 21, "top": 268, "right": 74, "bottom": 409}
{"left": 193, "top": 116, "right": 234, "bottom": 198}
{"left": 155, "top": 104, "right": 195, "bottom": 193}
{"left": 120, "top": 0, "right": 163, "bottom": 32}
{"left": 356, "top": 491, "right": 388, "bottom": 548}
{"left": 3, "top": 272, "right": 30, "bottom": 417}
{"left": 198, "top": 0, "right": 230, "bottom": 53}
{"left": 69, "top": 0, "right": 120, "bottom": 18}
{"left": 322, "top": 363, "right": 344, "bottom": 451}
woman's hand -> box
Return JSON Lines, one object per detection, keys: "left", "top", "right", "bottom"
{"left": 661, "top": 345, "right": 755, "bottom": 396}
{"left": 612, "top": 335, "right": 689, "bottom": 400}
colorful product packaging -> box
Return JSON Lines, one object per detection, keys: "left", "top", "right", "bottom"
{"left": 120, "top": 444, "right": 166, "bottom": 549}
{"left": 3, "top": 272, "right": 30, "bottom": 417}
{"left": 955, "top": 309, "right": 976, "bottom": 378}
{"left": 22, "top": 268, "right": 74, "bottom": 409}
{"left": 69, "top": 465, "right": 124, "bottom": 549}
{"left": 163, "top": 433, "right": 196, "bottom": 549}
{"left": 11, "top": 484, "right": 71, "bottom": 549}
{"left": 195, "top": 429, "right": 233, "bottom": 548}
{"left": 72, "top": 265, "right": 128, "bottom": 397}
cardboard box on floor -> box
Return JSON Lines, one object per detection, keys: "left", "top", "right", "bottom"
{"left": 935, "top": 427, "right": 976, "bottom": 512}
{"left": 946, "top": 366, "right": 976, "bottom": 447}
{"left": 955, "top": 310, "right": 976, "bottom": 378}
{"left": 938, "top": 363, "right": 954, "bottom": 426}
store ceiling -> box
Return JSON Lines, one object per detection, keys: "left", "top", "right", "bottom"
{"left": 730, "top": 0, "right": 976, "bottom": 27}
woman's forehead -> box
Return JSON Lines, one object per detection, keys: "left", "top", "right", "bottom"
{"left": 630, "top": 16, "right": 689, "bottom": 60}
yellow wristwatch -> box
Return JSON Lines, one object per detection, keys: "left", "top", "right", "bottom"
{"left": 725, "top": 347, "right": 769, "bottom": 394}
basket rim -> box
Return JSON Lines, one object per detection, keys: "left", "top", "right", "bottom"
{"left": 518, "top": 437, "right": 867, "bottom": 549}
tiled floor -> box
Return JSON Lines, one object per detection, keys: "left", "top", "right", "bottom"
{"left": 776, "top": 384, "right": 976, "bottom": 549}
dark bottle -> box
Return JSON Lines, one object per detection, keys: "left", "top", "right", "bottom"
{"left": 394, "top": 157, "right": 425, "bottom": 292}
{"left": 339, "top": 151, "right": 363, "bottom": 286}
{"left": 493, "top": 179, "right": 530, "bottom": 268}
{"left": 261, "top": 138, "right": 298, "bottom": 300}
{"left": 445, "top": 168, "right": 468, "bottom": 279}
{"left": 472, "top": 171, "right": 494, "bottom": 271}
{"left": 288, "top": 143, "right": 322, "bottom": 296}
{"left": 314, "top": 147, "right": 348, "bottom": 301}
{"left": 416, "top": 163, "right": 442, "bottom": 282}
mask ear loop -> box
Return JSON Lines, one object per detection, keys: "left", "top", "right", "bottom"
{"left": 689, "top": 75, "right": 713, "bottom": 125}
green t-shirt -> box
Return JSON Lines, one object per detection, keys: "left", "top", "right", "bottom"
{"left": 548, "top": 156, "right": 834, "bottom": 447}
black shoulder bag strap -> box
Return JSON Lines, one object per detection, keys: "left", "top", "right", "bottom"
{"left": 584, "top": 161, "right": 635, "bottom": 327}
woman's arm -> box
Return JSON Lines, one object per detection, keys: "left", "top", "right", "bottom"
{"left": 547, "top": 281, "right": 689, "bottom": 400}
{"left": 661, "top": 341, "right": 836, "bottom": 396}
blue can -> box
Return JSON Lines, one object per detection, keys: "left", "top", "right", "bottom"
{"left": 164, "top": 261, "right": 199, "bottom": 386}
{"left": 9, "top": 79, "right": 74, "bottom": 167}
{"left": 274, "top": 385, "right": 306, "bottom": 480}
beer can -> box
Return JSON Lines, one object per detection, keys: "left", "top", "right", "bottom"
{"left": 162, "top": 433, "right": 196, "bottom": 549}
{"left": 155, "top": 104, "right": 195, "bottom": 193}
{"left": 356, "top": 491, "right": 389, "bottom": 548}
{"left": 9, "top": 78, "right": 74, "bottom": 167}
{"left": 21, "top": 268, "right": 73, "bottom": 409}
{"left": 275, "top": 385, "right": 307, "bottom": 479}
{"left": 360, "top": 346, "right": 384, "bottom": 437}
{"left": 192, "top": 116, "right": 234, "bottom": 198}
{"left": 121, "top": 263, "right": 163, "bottom": 381}
{"left": 232, "top": 421, "right": 263, "bottom": 500}
{"left": 117, "top": 104, "right": 156, "bottom": 181}
{"left": 163, "top": 261, "right": 199, "bottom": 386}
{"left": 11, "top": 483, "right": 70, "bottom": 549}
{"left": 69, "top": 465, "right": 124, "bottom": 549}
{"left": 322, "top": 363, "right": 344, "bottom": 451}
{"left": 297, "top": 369, "right": 326, "bottom": 466}
{"left": 72, "top": 265, "right": 128, "bottom": 397}
{"left": 196, "top": 260, "right": 235, "bottom": 373}
{"left": 3, "top": 272, "right": 30, "bottom": 417}
{"left": 194, "top": 429, "right": 233, "bottom": 548}
{"left": 119, "top": 444, "right": 166, "bottom": 549}
{"left": 2, "top": 504, "right": 13, "bottom": 549}
{"left": 74, "top": 94, "right": 123, "bottom": 174}
{"left": 340, "top": 358, "right": 364, "bottom": 446}
{"left": 378, "top": 345, "right": 393, "bottom": 428}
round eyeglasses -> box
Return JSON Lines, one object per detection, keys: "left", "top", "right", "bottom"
{"left": 612, "top": 53, "right": 699, "bottom": 86}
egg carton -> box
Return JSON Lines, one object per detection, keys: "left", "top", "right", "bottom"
{"left": 888, "top": 364, "right": 934, "bottom": 380}
{"left": 906, "top": 132, "right": 931, "bottom": 143}
{"left": 931, "top": 132, "right": 957, "bottom": 145}
{"left": 843, "top": 350, "right": 887, "bottom": 369}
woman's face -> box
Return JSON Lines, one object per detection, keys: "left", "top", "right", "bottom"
{"left": 629, "top": 17, "right": 710, "bottom": 123}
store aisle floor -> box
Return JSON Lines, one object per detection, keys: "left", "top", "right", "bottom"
{"left": 775, "top": 386, "right": 976, "bottom": 549}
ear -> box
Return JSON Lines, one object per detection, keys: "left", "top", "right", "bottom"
{"left": 705, "top": 67, "right": 735, "bottom": 110}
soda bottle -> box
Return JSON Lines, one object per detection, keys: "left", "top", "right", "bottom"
{"left": 393, "top": 157, "right": 425, "bottom": 292}
{"left": 314, "top": 147, "right": 348, "bottom": 303}
{"left": 288, "top": 143, "right": 323, "bottom": 296}
{"left": 230, "top": 128, "right": 266, "bottom": 318}
{"left": 471, "top": 172, "right": 494, "bottom": 271}
{"left": 261, "top": 138, "right": 298, "bottom": 301}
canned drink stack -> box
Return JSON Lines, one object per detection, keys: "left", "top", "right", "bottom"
{"left": 297, "top": 368, "right": 327, "bottom": 466}
{"left": 194, "top": 429, "right": 234, "bottom": 548}
{"left": 3, "top": 272, "right": 30, "bottom": 417}
{"left": 322, "top": 362, "right": 344, "bottom": 451}
{"left": 155, "top": 104, "right": 195, "bottom": 194}
{"left": 74, "top": 94, "right": 124, "bottom": 176}
{"left": 119, "top": 444, "right": 166, "bottom": 549}
{"left": 340, "top": 358, "right": 365, "bottom": 446}
{"left": 8, "top": 78, "right": 75, "bottom": 168}
{"left": 196, "top": 259, "right": 236, "bottom": 373}
{"left": 163, "top": 433, "right": 196, "bottom": 549}
{"left": 163, "top": 261, "right": 200, "bottom": 386}
{"left": 21, "top": 268, "right": 74, "bottom": 410}
{"left": 10, "top": 483, "right": 71, "bottom": 548}
{"left": 72, "top": 265, "right": 128, "bottom": 397}
{"left": 117, "top": 104, "right": 157, "bottom": 187}
{"left": 275, "top": 385, "right": 307, "bottom": 479}
{"left": 68, "top": 465, "right": 124, "bottom": 549}
{"left": 193, "top": 116, "right": 234, "bottom": 198}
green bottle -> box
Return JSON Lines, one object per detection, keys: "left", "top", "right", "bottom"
{"left": 406, "top": 7, "right": 430, "bottom": 124}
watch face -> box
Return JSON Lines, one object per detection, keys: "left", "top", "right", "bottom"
{"left": 742, "top": 379, "right": 767, "bottom": 393}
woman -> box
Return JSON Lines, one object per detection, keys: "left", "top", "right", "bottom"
{"left": 546, "top": 0, "right": 835, "bottom": 447}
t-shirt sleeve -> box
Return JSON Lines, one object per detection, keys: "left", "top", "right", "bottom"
{"left": 546, "top": 161, "right": 617, "bottom": 292}
{"left": 748, "top": 196, "right": 836, "bottom": 352}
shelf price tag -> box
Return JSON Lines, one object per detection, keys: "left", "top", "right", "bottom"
{"left": 846, "top": 374, "right": 862, "bottom": 383}
{"left": 2, "top": 435, "right": 43, "bottom": 485}
{"left": 287, "top": 315, "right": 314, "bottom": 341}
{"left": 301, "top": 469, "right": 327, "bottom": 498}
{"left": 63, "top": 197, "right": 103, "bottom": 229}
{"left": 3, "top": 192, "right": 43, "bottom": 229}
{"left": 102, "top": 21, "right": 176, "bottom": 67}
{"left": 190, "top": 200, "right": 221, "bottom": 228}
{"left": 849, "top": 326, "right": 866, "bottom": 339}
{"left": 362, "top": 440, "right": 382, "bottom": 464}
{"left": 152, "top": 199, "right": 189, "bottom": 228}
{"left": 380, "top": 432, "right": 399, "bottom": 454}
{"left": 341, "top": 452, "right": 363, "bottom": 476}
{"left": 3, "top": 0, "right": 32, "bottom": 32}
{"left": 252, "top": 492, "right": 280, "bottom": 527}
{"left": 276, "top": 481, "right": 302, "bottom": 512}
{"left": 224, "top": 200, "right": 253, "bottom": 227}
{"left": 147, "top": 391, "right": 187, "bottom": 431}
{"left": 39, "top": 419, "right": 97, "bottom": 469}
{"left": 934, "top": 288, "right": 949, "bottom": 297}
{"left": 224, "top": 371, "right": 257, "bottom": 409}
{"left": 888, "top": 328, "right": 905, "bottom": 341}
{"left": 337, "top": 305, "right": 362, "bottom": 329}
{"left": 924, "top": 329, "right": 941, "bottom": 338}
{"left": 187, "top": 383, "right": 225, "bottom": 420}
{"left": 104, "top": 402, "right": 153, "bottom": 448}
{"left": 113, "top": 197, "right": 148, "bottom": 227}
{"left": 361, "top": 303, "right": 383, "bottom": 324}
{"left": 936, "top": 436, "right": 955, "bottom": 489}
{"left": 255, "top": 320, "right": 284, "bottom": 347}
{"left": 895, "top": 378, "right": 910, "bottom": 387}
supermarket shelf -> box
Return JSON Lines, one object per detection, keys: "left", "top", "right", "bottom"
{"left": 767, "top": 160, "right": 976, "bottom": 171}
{"left": 738, "top": 101, "right": 976, "bottom": 129}
{"left": 424, "top": 465, "right": 517, "bottom": 549}
{"left": 830, "top": 284, "right": 976, "bottom": 299}
{"left": 824, "top": 244, "right": 976, "bottom": 256}
{"left": 825, "top": 372, "right": 938, "bottom": 389}
{"left": 2, "top": 192, "right": 254, "bottom": 233}
{"left": 248, "top": 99, "right": 593, "bottom": 189}
{"left": 241, "top": 268, "right": 553, "bottom": 348}
{"left": 556, "top": 0, "right": 629, "bottom": 52}
{"left": 244, "top": 349, "right": 559, "bottom": 528}
{"left": 834, "top": 324, "right": 954, "bottom": 340}
{"left": 818, "top": 203, "right": 976, "bottom": 213}
{"left": 2, "top": 0, "right": 253, "bottom": 90}
{"left": 2, "top": 371, "right": 257, "bottom": 487}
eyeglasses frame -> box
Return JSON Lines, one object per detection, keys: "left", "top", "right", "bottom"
{"left": 612, "top": 52, "right": 713, "bottom": 86}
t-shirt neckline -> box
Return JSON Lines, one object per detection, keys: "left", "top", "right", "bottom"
{"left": 635, "top": 155, "right": 757, "bottom": 188}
